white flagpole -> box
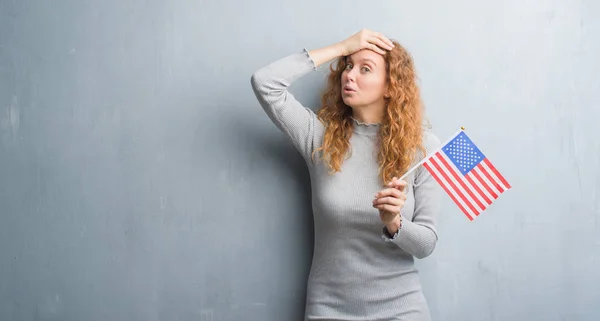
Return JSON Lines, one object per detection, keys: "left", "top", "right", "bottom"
{"left": 398, "top": 127, "right": 465, "bottom": 181}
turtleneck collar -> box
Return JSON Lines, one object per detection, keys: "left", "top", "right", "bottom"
{"left": 351, "top": 117, "right": 380, "bottom": 137}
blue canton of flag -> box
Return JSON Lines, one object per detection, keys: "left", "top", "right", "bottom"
{"left": 443, "top": 132, "right": 485, "bottom": 175}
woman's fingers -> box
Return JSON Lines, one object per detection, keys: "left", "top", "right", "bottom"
{"left": 366, "top": 43, "right": 386, "bottom": 55}
{"left": 374, "top": 203, "right": 401, "bottom": 214}
{"left": 370, "top": 34, "right": 394, "bottom": 51}
{"left": 341, "top": 29, "right": 393, "bottom": 56}
{"left": 387, "top": 177, "right": 407, "bottom": 191}
{"left": 373, "top": 196, "right": 404, "bottom": 207}
{"left": 375, "top": 187, "right": 405, "bottom": 200}
{"left": 371, "top": 31, "right": 394, "bottom": 48}
{"left": 374, "top": 176, "right": 408, "bottom": 214}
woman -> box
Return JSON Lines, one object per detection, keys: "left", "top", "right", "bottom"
{"left": 251, "top": 29, "right": 441, "bottom": 321}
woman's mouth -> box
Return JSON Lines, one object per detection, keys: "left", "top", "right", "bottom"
{"left": 343, "top": 86, "right": 356, "bottom": 94}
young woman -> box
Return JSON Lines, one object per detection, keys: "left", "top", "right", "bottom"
{"left": 251, "top": 29, "right": 441, "bottom": 321}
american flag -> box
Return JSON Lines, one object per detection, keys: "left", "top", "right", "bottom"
{"left": 422, "top": 130, "right": 511, "bottom": 220}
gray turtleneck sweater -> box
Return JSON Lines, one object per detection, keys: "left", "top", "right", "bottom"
{"left": 251, "top": 48, "right": 442, "bottom": 321}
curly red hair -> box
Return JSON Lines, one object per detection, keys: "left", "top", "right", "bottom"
{"left": 312, "top": 40, "right": 427, "bottom": 185}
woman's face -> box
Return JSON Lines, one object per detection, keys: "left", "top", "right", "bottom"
{"left": 340, "top": 49, "right": 387, "bottom": 110}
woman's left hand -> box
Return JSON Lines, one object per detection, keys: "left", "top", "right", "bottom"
{"left": 373, "top": 177, "right": 407, "bottom": 226}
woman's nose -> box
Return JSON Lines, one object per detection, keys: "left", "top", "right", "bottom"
{"left": 346, "top": 69, "right": 356, "bottom": 82}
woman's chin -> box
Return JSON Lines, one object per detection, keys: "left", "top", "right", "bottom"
{"left": 342, "top": 97, "right": 357, "bottom": 108}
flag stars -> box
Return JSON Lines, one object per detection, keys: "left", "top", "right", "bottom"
{"left": 443, "top": 133, "right": 487, "bottom": 175}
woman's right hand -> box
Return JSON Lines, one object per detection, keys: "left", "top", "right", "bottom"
{"left": 338, "top": 29, "right": 395, "bottom": 56}
{"left": 308, "top": 29, "right": 394, "bottom": 68}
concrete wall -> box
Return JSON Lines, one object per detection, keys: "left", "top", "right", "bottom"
{"left": 1, "top": 1, "right": 598, "bottom": 320}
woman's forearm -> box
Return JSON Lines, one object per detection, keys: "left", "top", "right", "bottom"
{"left": 308, "top": 43, "right": 346, "bottom": 67}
